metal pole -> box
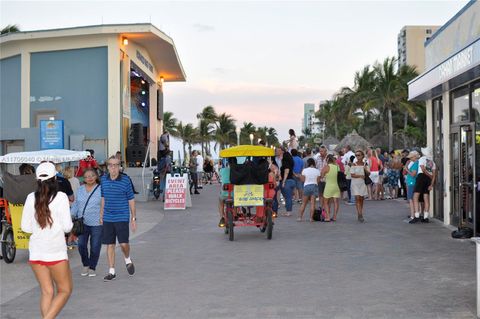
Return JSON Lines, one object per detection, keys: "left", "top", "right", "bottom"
{"left": 473, "top": 237, "right": 480, "bottom": 318}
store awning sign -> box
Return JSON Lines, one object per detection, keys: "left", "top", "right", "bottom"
{"left": 40, "top": 120, "right": 64, "bottom": 150}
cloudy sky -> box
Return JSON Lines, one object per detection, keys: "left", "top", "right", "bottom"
{"left": 0, "top": 0, "right": 467, "bottom": 153}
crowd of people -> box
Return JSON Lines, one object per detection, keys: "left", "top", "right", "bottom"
{"left": 217, "top": 128, "right": 438, "bottom": 226}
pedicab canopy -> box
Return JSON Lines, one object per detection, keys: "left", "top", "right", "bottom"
{"left": 220, "top": 145, "right": 274, "bottom": 158}
{"left": 0, "top": 149, "right": 90, "bottom": 164}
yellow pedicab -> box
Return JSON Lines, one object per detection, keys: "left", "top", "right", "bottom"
{"left": 219, "top": 145, "right": 276, "bottom": 241}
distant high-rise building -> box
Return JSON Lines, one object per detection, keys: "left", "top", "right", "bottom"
{"left": 397, "top": 25, "right": 440, "bottom": 72}
{"left": 302, "top": 103, "right": 321, "bottom": 136}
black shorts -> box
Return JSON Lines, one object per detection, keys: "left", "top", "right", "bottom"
{"left": 318, "top": 182, "right": 326, "bottom": 196}
{"left": 102, "top": 222, "right": 129, "bottom": 244}
{"left": 414, "top": 174, "right": 431, "bottom": 195}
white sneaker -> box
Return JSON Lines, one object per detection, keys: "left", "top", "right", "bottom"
{"left": 88, "top": 270, "right": 96, "bottom": 277}
{"left": 81, "top": 266, "right": 89, "bottom": 276}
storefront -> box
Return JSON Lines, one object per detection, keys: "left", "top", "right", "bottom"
{"left": 408, "top": 1, "right": 480, "bottom": 234}
{"left": 0, "top": 24, "right": 186, "bottom": 164}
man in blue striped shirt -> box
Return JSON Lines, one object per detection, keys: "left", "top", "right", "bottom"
{"left": 100, "top": 156, "right": 137, "bottom": 281}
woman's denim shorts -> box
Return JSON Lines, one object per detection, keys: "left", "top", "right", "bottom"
{"left": 303, "top": 184, "right": 318, "bottom": 197}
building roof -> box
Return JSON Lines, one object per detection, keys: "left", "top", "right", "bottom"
{"left": 0, "top": 23, "right": 186, "bottom": 82}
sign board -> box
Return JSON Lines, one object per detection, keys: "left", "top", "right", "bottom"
{"left": 164, "top": 175, "right": 188, "bottom": 210}
{"left": 9, "top": 204, "right": 30, "bottom": 249}
{"left": 233, "top": 184, "right": 264, "bottom": 207}
{"left": 40, "top": 120, "right": 64, "bottom": 149}
{"left": 313, "top": 138, "right": 322, "bottom": 144}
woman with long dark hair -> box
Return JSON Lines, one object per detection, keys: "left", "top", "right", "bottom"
{"left": 21, "top": 162, "right": 73, "bottom": 319}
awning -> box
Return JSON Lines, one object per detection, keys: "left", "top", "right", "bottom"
{"left": 408, "top": 37, "right": 480, "bottom": 101}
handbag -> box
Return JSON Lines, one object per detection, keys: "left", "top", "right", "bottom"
{"left": 71, "top": 185, "right": 99, "bottom": 236}
{"left": 364, "top": 167, "right": 372, "bottom": 185}
{"left": 337, "top": 170, "right": 348, "bottom": 192}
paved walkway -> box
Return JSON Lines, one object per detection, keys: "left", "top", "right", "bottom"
{"left": 1, "top": 185, "right": 477, "bottom": 318}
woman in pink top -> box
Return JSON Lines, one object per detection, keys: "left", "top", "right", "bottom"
{"left": 367, "top": 149, "right": 383, "bottom": 200}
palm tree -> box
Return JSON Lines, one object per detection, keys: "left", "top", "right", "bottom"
{"left": 240, "top": 122, "right": 256, "bottom": 144}
{"left": 215, "top": 113, "right": 236, "bottom": 149}
{"left": 196, "top": 105, "right": 218, "bottom": 155}
{"left": 163, "top": 111, "right": 178, "bottom": 137}
{"left": 369, "top": 57, "right": 403, "bottom": 150}
{"left": 1, "top": 24, "right": 20, "bottom": 35}
{"left": 267, "top": 127, "right": 279, "bottom": 146}
{"left": 176, "top": 121, "right": 197, "bottom": 164}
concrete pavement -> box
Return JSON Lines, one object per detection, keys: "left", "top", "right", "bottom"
{"left": 0, "top": 185, "right": 477, "bottom": 318}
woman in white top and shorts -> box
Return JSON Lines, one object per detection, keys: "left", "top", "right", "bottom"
{"left": 21, "top": 162, "right": 73, "bottom": 319}
{"left": 298, "top": 158, "right": 321, "bottom": 222}
{"left": 350, "top": 150, "right": 369, "bottom": 222}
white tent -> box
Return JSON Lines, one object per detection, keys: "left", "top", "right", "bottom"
{"left": 0, "top": 149, "right": 89, "bottom": 164}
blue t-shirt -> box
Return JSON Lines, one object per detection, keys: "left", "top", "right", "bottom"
{"left": 293, "top": 156, "right": 304, "bottom": 174}
{"left": 71, "top": 185, "right": 102, "bottom": 226}
{"left": 101, "top": 174, "right": 135, "bottom": 222}
{"left": 406, "top": 161, "right": 419, "bottom": 186}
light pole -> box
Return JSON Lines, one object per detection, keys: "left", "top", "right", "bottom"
{"left": 265, "top": 132, "right": 269, "bottom": 147}
{"left": 235, "top": 127, "right": 241, "bottom": 146}
{"left": 249, "top": 133, "right": 254, "bottom": 145}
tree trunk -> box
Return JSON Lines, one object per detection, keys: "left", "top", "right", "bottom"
{"left": 334, "top": 121, "right": 338, "bottom": 139}
{"left": 403, "top": 112, "right": 408, "bottom": 149}
{"left": 182, "top": 142, "right": 187, "bottom": 166}
{"left": 388, "top": 107, "right": 393, "bottom": 151}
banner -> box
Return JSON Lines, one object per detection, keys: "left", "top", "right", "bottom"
{"left": 164, "top": 175, "right": 188, "bottom": 210}
{"left": 9, "top": 204, "right": 30, "bottom": 249}
{"left": 233, "top": 185, "right": 264, "bottom": 207}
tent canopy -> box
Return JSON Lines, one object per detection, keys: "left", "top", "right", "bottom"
{"left": 0, "top": 149, "right": 89, "bottom": 164}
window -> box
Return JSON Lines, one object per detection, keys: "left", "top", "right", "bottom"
{"left": 451, "top": 87, "right": 470, "bottom": 123}
{"left": 473, "top": 82, "right": 480, "bottom": 130}
{"left": 426, "top": 29, "right": 432, "bottom": 34}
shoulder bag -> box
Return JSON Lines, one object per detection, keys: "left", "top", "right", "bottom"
{"left": 72, "top": 185, "right": 100, "bottom": 236}
{"left": 337, "top": 166, "right": 348, "bottom": 192}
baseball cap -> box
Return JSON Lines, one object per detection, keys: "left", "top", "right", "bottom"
{"left": 36, "top": 162, "right": 56, "bottom": 181}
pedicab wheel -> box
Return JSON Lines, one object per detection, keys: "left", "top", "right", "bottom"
{"left": 227, "top": 209, "right": 234, "bottom": 241}
{"left": 266, "top": 208, "right": 273, "bottom": 240}
{"left": 2, "top": 228, "right": 16, "bottom": 263}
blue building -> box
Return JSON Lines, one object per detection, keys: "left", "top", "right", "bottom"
{"left": 0, "top": 23, "right": 186, "bottom": 163}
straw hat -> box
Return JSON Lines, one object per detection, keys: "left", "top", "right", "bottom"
{"left": 407, "top": 150, "right": 420, "bottom": 159}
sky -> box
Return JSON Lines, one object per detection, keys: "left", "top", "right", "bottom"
{"left": 0, "top": 0, "right": 468, "bottom": 156}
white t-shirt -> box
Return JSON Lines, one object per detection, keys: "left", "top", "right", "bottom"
{"left": 418, "top": 156, "right": 436, "bottom": 175}
{"left": 302, "top": 167, "right": 320, "bottom": 186}
{"left": 342, "top": 150, "right": 355, "bottom": 165}
{"left": 21, "top": 192, "right": 73, "bottom": 261}
{"left": 196, "top": 154, "right": 204, "bottom": 173}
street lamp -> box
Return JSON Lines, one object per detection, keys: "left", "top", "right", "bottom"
{"left": 235, "top": 127, "right": 241, "bottom": 146}
{"left": 265, "top": 132, "right": 269, "bottom": 147}
{"left": 249, "top": 133, "right": 254, "bottom": 145}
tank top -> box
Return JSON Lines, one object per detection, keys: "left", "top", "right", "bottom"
{"left": 370, "top": 157, "right": 379, "bottom": 172}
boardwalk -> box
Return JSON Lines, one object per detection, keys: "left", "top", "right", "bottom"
{"left": 1, "top": 185, "right": 476, "bottom": 319}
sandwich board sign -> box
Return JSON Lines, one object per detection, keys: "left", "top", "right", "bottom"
{"left": 164, "top": 174, "right": 188, "bottom": 210}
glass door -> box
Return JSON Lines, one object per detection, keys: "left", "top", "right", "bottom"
{"left": 450, "top": 123, "right": 476, "bottom": 232}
